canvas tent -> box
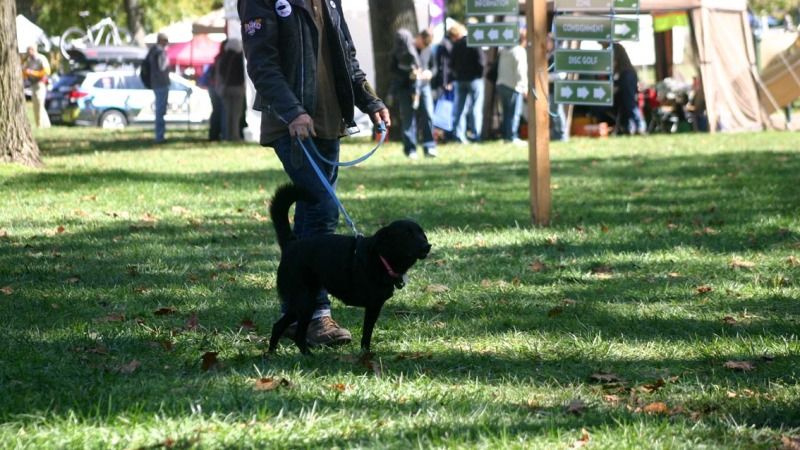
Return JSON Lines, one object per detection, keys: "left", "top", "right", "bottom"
{"left": 16, "top": 15, "right": 51, "bottom": 53}
{"left": 550, "top": 0, "right": 773, "bottom": 132}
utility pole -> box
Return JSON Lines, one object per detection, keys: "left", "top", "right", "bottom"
{"left": 525, "top": 0, "right": 551, "bottom": 226}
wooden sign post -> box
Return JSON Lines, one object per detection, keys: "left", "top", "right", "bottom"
{"left": 526, "top": 0, "right": 551, "bottom": 226}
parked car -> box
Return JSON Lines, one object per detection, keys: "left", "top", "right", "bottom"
{"left": 45, "top": 69, "right": 212, "bottom": 129}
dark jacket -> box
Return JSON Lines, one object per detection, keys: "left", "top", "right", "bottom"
{"left": 147, "top": 45, "right": 170, "bottom": 89}
{"left": 451, "top": 37, "right": 485, "bottom": 82}
{"left": 432, "top": 38, "right": 453, "bottom": 91}
{"left": 239, "top": 0, "right": 385, "bottom": 144}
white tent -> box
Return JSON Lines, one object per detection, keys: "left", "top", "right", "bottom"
{"left": 16, "top": 15, "right": 51, "bottom": 53}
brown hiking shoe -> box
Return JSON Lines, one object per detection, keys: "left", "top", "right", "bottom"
{"left": 280, "top": 316, "right": 352, "bottom": 347}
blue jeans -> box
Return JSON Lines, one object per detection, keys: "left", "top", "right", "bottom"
{"left": 271, "top": 134, "right": 341, "bottom": 312}
{"left": 616, "top": 70, "right": 646, "bottom": 134}
{"left": 549, "top": 88, "right": 569, "bottom": 141}
{"left": 453, "top": 78, "right": 484, "bottom": 142}
{"left": 153, "top": 87, "right": 169, "bottom": 142}
{"left": 398, "top": 84, "right": 436, "bottom": 154}
{"left": 497, "top": 84, "right": 523, "bottom": 141}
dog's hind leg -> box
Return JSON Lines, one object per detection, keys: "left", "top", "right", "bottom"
{"left": 293, "top": 312, "right": 313, "bottom": 355}
{"left": 268, "top": 312, "right": 296, "bottom": 354}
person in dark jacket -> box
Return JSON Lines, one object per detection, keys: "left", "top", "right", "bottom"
{"left": 240, "top": 0, "right": 390, "bottom": 347}
{"left": 200, "top": 40, "right": 227, "bottom": 141}
{"left": 606, "top": 42, "right": 646, "bottom": 135}
{"left": 391, "top": 29, "right": 437, "bottom": 159}
{"left": 450, "top": 25, "right": 485, "bottom": 143}
{"left": 218, "top": 39, "right": 246, "bottom": 141}
{"left": 146, "top": 33, "right": 170, "bottom": 143}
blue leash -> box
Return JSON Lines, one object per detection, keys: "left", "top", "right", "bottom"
{"left": 294, "top": 122, "right": 387, "bottom": 236}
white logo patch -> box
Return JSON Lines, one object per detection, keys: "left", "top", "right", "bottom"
{"left": 275, "top": 0, "right": 292, "bottom": 18}
{"left": 329, "top": 0, "right": 336, "bottom": 8}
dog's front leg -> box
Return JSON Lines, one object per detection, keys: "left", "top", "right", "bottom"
{"left": 361, "top": 304, "right": 384, "bottom": 352}
{"left": 294, "top": 314, "right": 312, "bottom": 355}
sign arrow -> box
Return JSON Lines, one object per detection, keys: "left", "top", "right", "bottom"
{"left": 577, "top": 87, "right": 590, "bottom": 99}
{"left": 488, "top": 29, "right": 499, "bottom": 40}
{"left": 593, "top": 87, "right": 607, "bottom": 99}
{"left": 615, "top": 23, "right": 631, "bottom": 37}
{"left": 502, "top": 29, "right": 514, "bottom": 40}
{"left": 473, "top": 29, "right": 485, "bottom": 41}
{"left": 560, "top": 86, "right": 574, "bottom": 98}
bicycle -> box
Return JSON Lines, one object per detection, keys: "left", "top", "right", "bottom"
{"left": 60, "top": 11, "right": 132, "bottom": 59}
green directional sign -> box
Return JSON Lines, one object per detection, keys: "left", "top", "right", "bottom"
{"left": 614, "top": 17, "right": 640, "bottom": 40}
{"left": 467, "top": 23, "right": 519, "bottom": 47}
{"left": 554, "top": 80, "right": 613, "bottom": 106}
{"left": 554, "top": 16, "right": 613, "bottom": 41}
{"left": 555, "top": 0, "right": 639, "bottom": 12}
{"left": 465, "top": 0, "right": 518, "bottom": 16}
{"left": 614, "top": 0, "right": 640, "bottom": 11}
{"left": 554, "top": 49, "right": 613, "bottom": 74}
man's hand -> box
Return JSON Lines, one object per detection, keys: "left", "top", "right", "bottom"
{"left": 371, "top": 108, "right": 391, "bottom": 128}
{"left": 288, "top": 113, "right": 316, "bottom": 140}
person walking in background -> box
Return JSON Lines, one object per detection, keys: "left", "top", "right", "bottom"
{"left": 240, "top": 0, "right": 390, "bottom": 347}
{"left": 218, "top": 39, "right": 246, "bottom": 142}
{"left": 450, "top": 24, "right": 485, "bottom": 143}
{"left": 145, "top": 33, "right": 170, "bottom": 143}
{"left": 547, "top": 34, "right": 568, "bottom": 141}
{"left": 606, "top": 42, "right": 647, "bottom": 135}
{"left": 391, "top": 29, "right": 437, "bottom": 159}
{"left": 199, "top": 40, "right": 227, "bottom": 141}
{"left": 22, "top": 46, "right": 51, "bottom": 129}
{"left": 496, "top": 29, "right": 527, "bottom": 143}
{"left": 432, "top": 25, "right": 458, "bottom": 99}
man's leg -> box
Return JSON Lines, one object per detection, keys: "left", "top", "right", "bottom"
{"left": 452, "top": 82, "right": 470, "bottom": 143}
{"left": 418, "top": 84, "right": 437, "bottom": 156}
{"left": 397, "top": 88, "right": 418, "bottom": 158}
{"left": 32, "top": 83, "right": 50, "bottom": 128}
{"left": 270, "top": 135, "right": 351, "bottom": 346}
{"left": 498, "top": 85, "right": 514, "bottom": 141}
{"left": 509, "top": 89, "right": 523, "bottom": 141}
{"left": 469, "top": 78, "right": 484, "bottom": 141}
{"left": 154, "top": 87, "right": 169, "bottom": 142}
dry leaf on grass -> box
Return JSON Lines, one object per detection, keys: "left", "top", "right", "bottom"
{"left": 696, "top": 285, "right": 713, "bottom": 294}
{"left": 116, "top": 359, "right": 141, "bottom": 374}
{"left": 638, "top": 378, "right": 667, "bottom": 394}
{"left": 154, "top": 307, "right": 177, "bottom": 316}
{"left": 788, "top": 256, "right": 800, "bottom": 267}
{"left": 723, "top": 360, "right": 756, "bottom": 372}
{"left": 254, "top": 377, "right": 291, "bottom": 391}
{"left": 240, "top": 319, "right": 256, "bottom": 330}
{"left": 729, "top": 258, "right": 756, "bottom": 269}
{"left": 639, "top": 402, "right": 670, "bottom": 415}
{"left": 201, "top": 352, "right": 219, "bottom": 371}
{"left": 722, "top": 316, "right": 738, "bottom": 325}
{"left": 66, "top": 276, "right": 81, "bottom": 284}
{"left": 1, "top": 286, "right": 13, "bottom": 295}
{"left": 565, "top": 399, "right": 587, "bottom": 415}
{"left": 781, "top": 436, "right": 800, "bottom": 450}
{"left": 425, "top": 284, "right": 450, "bottom": 293}
{"left": 571, "top": 429, "right": 591, "bottom": 448}
{"left": 530, "top": 260, "right": 546, "bottom": 272}
{"left": 589, "top": 372, "right": 621, "bottom": 383}
{"left": 330, "top": 383, "right": 348, "bottom": 393}
{"left": 98, "top": 313, "right": 126, "bottom": 323}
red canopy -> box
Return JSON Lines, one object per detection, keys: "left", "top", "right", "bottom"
{"left": 166, "top": 33, "right": 222, "bottom": 68}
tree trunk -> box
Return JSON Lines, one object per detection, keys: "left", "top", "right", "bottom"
{"left": 368, "top": 0, "right": 419, "bottom": 113}
{"left": 124, "top": 0, "right": 146, "bottom": 47}
{"left": 1, "top": 0, "right": 42, "bottom": 167}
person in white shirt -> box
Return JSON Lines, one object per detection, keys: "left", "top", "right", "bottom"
{"left": 22, "top": 46, "right": 51, "bottom": 128}
{"left": 495, "top": 30, "right": 527, "bottom": 143}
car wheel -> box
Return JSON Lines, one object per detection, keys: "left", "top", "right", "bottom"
{"left": 100, "top": 110, "right": 127, "bottom": 129}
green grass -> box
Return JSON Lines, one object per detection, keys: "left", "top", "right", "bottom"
{"left": 1, "top": 127, "right": 799, "bottom": 449}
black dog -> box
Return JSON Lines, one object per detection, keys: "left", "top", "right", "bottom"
{"left": 268, "top": 184, "right": 431, "bottom": 354}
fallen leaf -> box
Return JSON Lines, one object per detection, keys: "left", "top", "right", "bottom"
{"left": 201, "top": 351, "right": 219, "bottom": 371}
{"left": 98, "top": 313, "right": 126, "bottom": 322}
{"left": 722, "top": 316, "right": 738, "bottom": 325}
{"left": 66, "top": 276, "right": 81, "bottom": 284}
{"left": 726, "top": 391, "right": 738, "bottom": 398}
{"left": 729, "top": 258, "right": 756, "bottom": 269}
{"left": 117, "top": 359, "right": 141, "bottom": 374}
{"left": 240, "top": 319, "right": 256, "bottom": 330}
{"left": 602, "top": 394, "right": 622, "bottom": 404}
{"left": 0, "top": 229, "right": 8, "bottom": 238}
{"left": 133, "top": 286, "right": 149, "bottom": 294}
{"left": 546, "top": 235, "right": 559, "bottom": 246}
{"left": 254, "top": 376, "right": 291, "bottom": 391}
{"left": 433, "top": 259, "right": 447, "bottom": 267}
{"left": 638, "top": 378, "right": 667, "bottom": 393}
{"left": 589, "top": 372, "right": 621, "bottom": 383}
{"left": 696, "top": 285, "right": 713, "bottom": 294}
{"left": 530, "top": 260, "right": 546, "bottom": 272}
{"left": 788, "top": 256, "right": 799, "bottom": 267}
{"left": 186, "top": 313, "right": 199, "bottom": 330}
{"left": 480, "top": 279, "right": 493, "bottom": 288}
{"left": 565, "top": 399, "right": 587, "bottom": 415}
{"left": 1, "top": 286, "right": 13, "bottom": 295}
{"left": 571, "top": 428, "right": 591, "bottom": 449}
{"left": 781, "top": 435, "right": 800, "bottom": 450}
{"left": 330, "top": 383, "right": 348, "bottom": 393}
{"left": 562, "top": 298, "right": 577, "bottom": 306}
{"left": 723, "top": 360, "right": 755, "bottom": 372}
{"left": 547, "top": 306, "right": 564, "bottom": 318}
{"left": 140, "top": 213, "right": 158, "bottom": 223}
{"left": 667, "top": 272, "right": 681, "bottom": 278}
{"left": 425, "top": 284, "right": 450, "bottom": 293}
{"left": 640, "top": 402, "right": 670, "bottom": 414}
{"left": 56, "top": 225, "right": 66, "bottom": 234}
{"left": 154, "top": 307, "right": 177, "bottom": 316}
{"left": 600, "top": 225, "right": 610, "bottom": 233}
{"left": 81, "top": 194, "right": 97, "bottom": 201}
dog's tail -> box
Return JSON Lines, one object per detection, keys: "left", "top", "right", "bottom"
{"left": 269, "top": 183, "right": 314, "bottom": 250}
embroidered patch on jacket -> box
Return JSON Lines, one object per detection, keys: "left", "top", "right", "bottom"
{"left": 243, "top": 18, "right": 263, "bottom": 36}
{"left": 275, "top": 0, "right": 292, "bottom": 17}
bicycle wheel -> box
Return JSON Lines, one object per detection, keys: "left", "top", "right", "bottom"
{"left": 60, "top": 27, "right": 89, "bottom": 60}
{"left": 101, "top": 25, "right": 132, "bottom": 46}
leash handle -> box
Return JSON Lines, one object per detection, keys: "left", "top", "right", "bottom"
{"left": 307, "top": 121, "right": 387, "bottom": 167}
{"left": 295, "top": 137, "right": 360, "bottom": 236}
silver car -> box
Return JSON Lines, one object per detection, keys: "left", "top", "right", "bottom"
{"left": 46, "top": 69, "right": 212, "bottom": 129}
